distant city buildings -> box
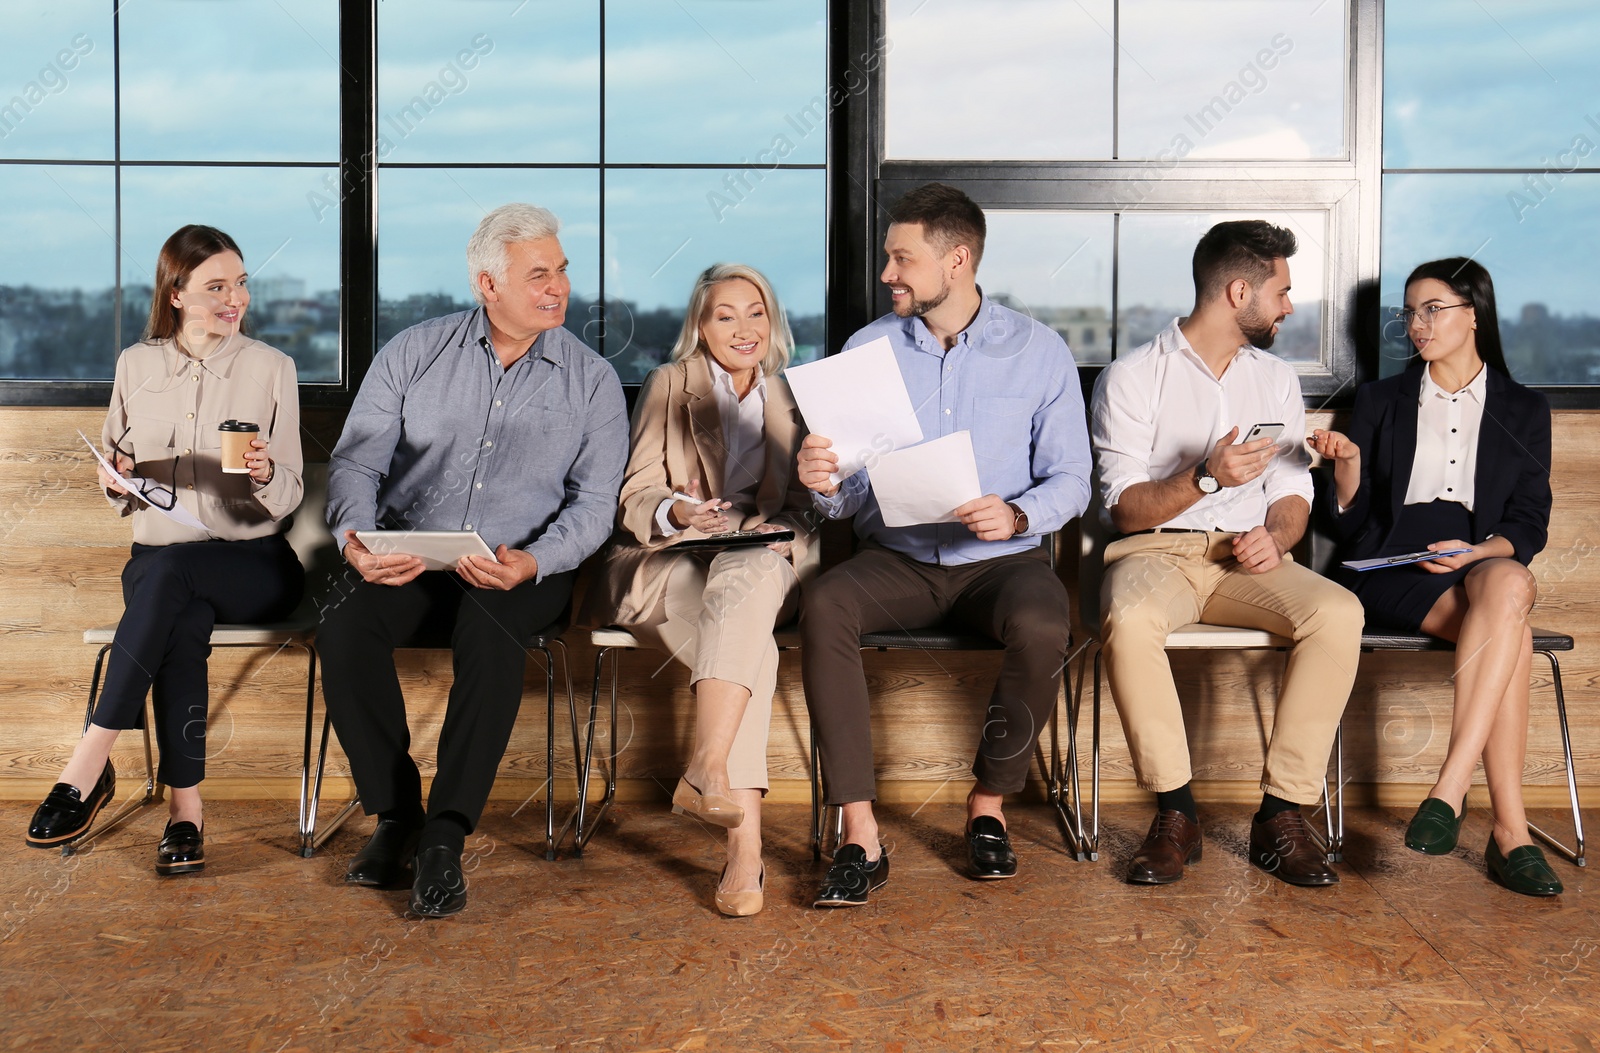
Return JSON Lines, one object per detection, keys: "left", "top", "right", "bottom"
{"left": 1, "top": 281, "right": 1595, "bottom": 384}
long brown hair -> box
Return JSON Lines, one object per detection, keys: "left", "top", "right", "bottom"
{"left": 143, "top": 225, "right": 246, "bottom": 343}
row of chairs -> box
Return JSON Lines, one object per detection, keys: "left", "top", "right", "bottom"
{"left": 69, "top": 469, "right": 1585, "bottom": 871}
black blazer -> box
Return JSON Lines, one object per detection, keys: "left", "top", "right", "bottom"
{"left": 1331, "top": 361, "right": 1551, "bottom": 566}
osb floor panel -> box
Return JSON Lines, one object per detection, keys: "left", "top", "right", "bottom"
{"left": 1, "top": 800, "right": 1594, "bottom": 1052}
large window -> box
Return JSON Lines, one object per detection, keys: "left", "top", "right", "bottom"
{"left": 0, "top": 1, "right": 340, "bottom": 390}
{"left": 1381, "top": 0, "right": 1600, "bottom": 389}
{"left": 862, "top": 0, "right": 1364, "bottom": 398}
{"left": 375, "top": 0, "right": 828, "bottom": 382}
{"left": 0, "top": 0, "right": 828, "bottom": 400}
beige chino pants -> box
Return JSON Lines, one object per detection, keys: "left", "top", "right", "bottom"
{"left": 631, "top": 545, "right": 800, "bottom": 792}
{"left": 1099, "top": 531, "right": 1363, "bottom": 804}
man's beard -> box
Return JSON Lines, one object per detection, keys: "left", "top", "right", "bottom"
{"left": 894, "top": 280, "right": 950, "bottom": 319}
{"left": 1239, "top": 296, "right": 1282, "bottom": 349}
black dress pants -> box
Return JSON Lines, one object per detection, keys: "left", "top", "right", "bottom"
{"left": 93, "top": 536, "right": 305, "bottom": 789}
{"left": 317, "top": 569, "right": 573, "bottom": 832}
{"left": 800, "top": 544, "right": 1072, "bottom": 804}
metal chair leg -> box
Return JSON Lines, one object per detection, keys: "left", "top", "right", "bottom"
{"left": 66, "top": 647, "right": 159, "bottom": 858}
{"left": 1048, "top": 638, "right": 1095, "bottom": 861}
{"left": 810, "top": 725, "right": 824, "bottom": 861}
{"left": 1527, "top": 650, "right": 1586, "bottom": 867}
{"left": 574, "top": 646, "right": 619, "bottom": 853}
{"left": 1315, "top": 724, "right": 1345, "bottom": 863}
{"left": 300, "top": 644, "right": 359, "bottom": 858}
{"left": 539, "top": 643, "right": 559, "bottom": 860}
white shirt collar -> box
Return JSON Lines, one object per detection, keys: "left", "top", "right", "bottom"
{"left": 707, "top": 356, "right": 767, "bottom": 403}
{"left": 1419, "top": 362, "right": 1487, "bottom": 406}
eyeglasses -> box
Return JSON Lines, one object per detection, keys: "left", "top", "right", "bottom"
{"left": 1394, "top": 302, "right": 1472, "bottom": 330}
{"left": 107, "top": 427, "right": 181, "bottom": 512}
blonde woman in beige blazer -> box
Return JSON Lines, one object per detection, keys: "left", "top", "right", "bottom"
{"left": 586, "top": 263, "right": 818, "bottom": 916}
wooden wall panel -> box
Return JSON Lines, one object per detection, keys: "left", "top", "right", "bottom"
{"left": 1, "top": 405, "right": 1594, "bottom": 808}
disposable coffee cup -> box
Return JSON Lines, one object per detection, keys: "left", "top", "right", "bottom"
{"left": 218, "top": 420, "right": 259, "bottom": 474}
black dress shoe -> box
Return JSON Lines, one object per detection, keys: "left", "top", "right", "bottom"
{"left": 1127, "top": 810, "right": 1202, "bottom": 885}
{"left": 156, "top": 821, "right": 205, "bottom": 876}
{"left": 346, "top": 818, "right": 423, "bottom": 887}
{"left": 1249, "top": 811, "right": 1339, "bottom": 887}
{"left": 813, "top": 843, "right": 889, "bottom": 908}
{"left": 966, "top": 815, "right": 1018, "bottom": 879}
{"left": 26, "top": 761, "right": 115, "bottom": 848}
{"left": 409, "top": 845, "right": 468, "bottom": 918}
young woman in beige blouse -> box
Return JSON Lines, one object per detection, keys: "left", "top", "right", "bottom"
{"left": 585, "top": 264, "right": 818, "bottom": 916}
{"left": 25, "top": 225, "right": 305, "bottom": 875}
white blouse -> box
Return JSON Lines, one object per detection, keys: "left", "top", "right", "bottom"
{"left": 653, "top": 359, "right": 768, "bottom": 536}
{"left": 1404, "top": 363, "right": 1486, "bottom": 510}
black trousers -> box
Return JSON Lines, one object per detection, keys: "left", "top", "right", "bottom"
{"left": 93, "top": 536, "right": 305, "bottom": 789}
{"left": 800, "top": 544, "right": 1072, "bottom": 804}
{"left": 317, "top": 569, "right": 573, "bottom": 832}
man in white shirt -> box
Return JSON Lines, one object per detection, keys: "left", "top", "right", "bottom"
{"left": 1090, "top": 219, "right": 1362, "bottom": 888}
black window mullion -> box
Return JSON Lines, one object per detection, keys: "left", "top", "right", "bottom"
{"left": 324, "top": 0, "right": 378, "bottom": 409}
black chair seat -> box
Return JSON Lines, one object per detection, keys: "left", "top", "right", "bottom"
{"left": 859, "top": 627, "right": 1004, "bottom": 651}
{"left": 1360, "top": 627, "right": 1572, "bottom": 652}
{"left": 397, "top": 618, "right": 570, "bottom": 651}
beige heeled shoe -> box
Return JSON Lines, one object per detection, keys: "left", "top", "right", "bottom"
{"left": 671, "top": 777, "right": 745, "bottom": 829}
{"left": 715, "top": 864, "right": 764, "bottom": 917}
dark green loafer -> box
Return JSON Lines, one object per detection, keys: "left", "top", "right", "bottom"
{"left": 1485, "top": 836, "right": 1563, "bottom": 897}
{"left": 1404, "top": 797, "right": 1464, "bottom": 855}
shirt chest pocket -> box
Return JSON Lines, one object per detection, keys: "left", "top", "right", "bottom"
{"left": 123, "top": 416, "right": 176, "bottom": 473}
{"left": 969, "top": 396, "right": 1032, "bottom": 466}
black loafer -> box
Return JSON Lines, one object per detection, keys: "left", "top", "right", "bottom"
{"left": 409, "top": 845, "right": 468, "bottom": 918}
{"left": 26, "top": 761, "right": 115, "bottom": 848}
{"left": 813, "top": 843, "right": 889, "bottom": 908}
{"left": 156, "top": 820, "right": 205, "bottom": 876}
{"left": 966, "top": 815, "right": 1018, "bottom": 879}
{"left": 346, "top": 818, "right": 423, "bottom": 887}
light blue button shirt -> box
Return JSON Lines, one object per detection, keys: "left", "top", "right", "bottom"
{"left": 813, "top": 294, "right": 1093, "bottom": 565}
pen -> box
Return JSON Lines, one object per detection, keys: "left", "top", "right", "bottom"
{"left": 671, "top": 490, "right": 722, "bottom": 505}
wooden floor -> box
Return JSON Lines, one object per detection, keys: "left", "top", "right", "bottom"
{"left": 2, "top": 799, "right": 1594, "bottom": 1052}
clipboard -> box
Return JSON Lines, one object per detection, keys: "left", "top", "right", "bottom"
{"left": 672, "top": 528, "right": 795, "bottom": 550}
{"left": 1342, "top": 547, "right": 1471, "bottom": 572}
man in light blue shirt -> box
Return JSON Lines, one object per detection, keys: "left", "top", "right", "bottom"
{"left": 319, "top": 203, "right": 626, "bottom": 918}
{"left": 799, "top": 183, "right": 1091, "bottom": 905}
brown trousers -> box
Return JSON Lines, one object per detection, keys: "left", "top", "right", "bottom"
{"left": 801, "top": 545, "right": 1072, "bottom": 804}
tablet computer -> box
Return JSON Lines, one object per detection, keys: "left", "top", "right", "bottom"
{"left": 354, "top": 530, "right": 496, "bottom": 571}
{"left": 672, "top": 528, "right": 795, "bottom": 550}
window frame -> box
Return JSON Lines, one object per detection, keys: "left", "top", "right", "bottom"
{"left": 839, "top": 0, "right": 1384, "bottom": 406}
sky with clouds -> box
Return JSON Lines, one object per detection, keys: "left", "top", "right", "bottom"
{"left": 1, "top": 0, "right": 1595, "bottom": 342}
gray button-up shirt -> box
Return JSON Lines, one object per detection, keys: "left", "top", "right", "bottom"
{"left": 327, "top": 308, "right": 627, "bottom": 581}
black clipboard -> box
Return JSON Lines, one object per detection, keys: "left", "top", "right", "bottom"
{"left": 672, "top": 528, "right": 795, "bottom": 550}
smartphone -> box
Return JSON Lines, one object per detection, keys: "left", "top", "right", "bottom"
{"left": 1241, "top": 422, "right": 1284, "bottom": 446}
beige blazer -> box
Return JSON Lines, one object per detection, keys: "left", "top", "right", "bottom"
{"left": 583, "top": 353, "right": 820, "bottom": 627}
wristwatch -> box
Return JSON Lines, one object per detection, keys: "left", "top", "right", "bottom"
{"left": 1007, "top": 502, "right": 1029, "bottom": 535}
{"left": 1193, "top": 459, "right": 1220, "bottom": 494}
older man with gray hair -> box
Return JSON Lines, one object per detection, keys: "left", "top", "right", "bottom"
{"left": 320, "top": 203, "right": 626, "bottom": 917}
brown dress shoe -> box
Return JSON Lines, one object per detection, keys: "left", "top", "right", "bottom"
{"left": 1127, "top": 809, "right": 1201, "bottom": 884}
{"left": 1249, "top": 811, "right": 1339, "bottom": 886}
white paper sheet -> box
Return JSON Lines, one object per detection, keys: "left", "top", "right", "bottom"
{"left": 80, "top": 431, "right": 211, "bottom": 533}
{"left": 870, "top": 431, "right": 984, "bottom": 528}
{"left": 782, "top": 336, "right": 924, "bottom": 482}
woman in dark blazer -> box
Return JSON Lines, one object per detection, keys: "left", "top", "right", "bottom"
{"left": 1311, "top": 257, "right": 1559, "bottom": 896}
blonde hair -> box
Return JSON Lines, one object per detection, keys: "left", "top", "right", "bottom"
{"left": 669, "top": 263, "right": 793, "bottom": 376}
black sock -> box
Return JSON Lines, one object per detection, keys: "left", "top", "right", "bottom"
{"left": 417, "top": 812, "right": 469, "bottom": 855}
{"left": 1255, "top": 793, "right": 1299, "bottom": 823}
{"left": 1155, "top": 784, "right": 1198, "bottom": 824}
{"left": 379, "top": 804, "right": 425, "bottom": 829}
